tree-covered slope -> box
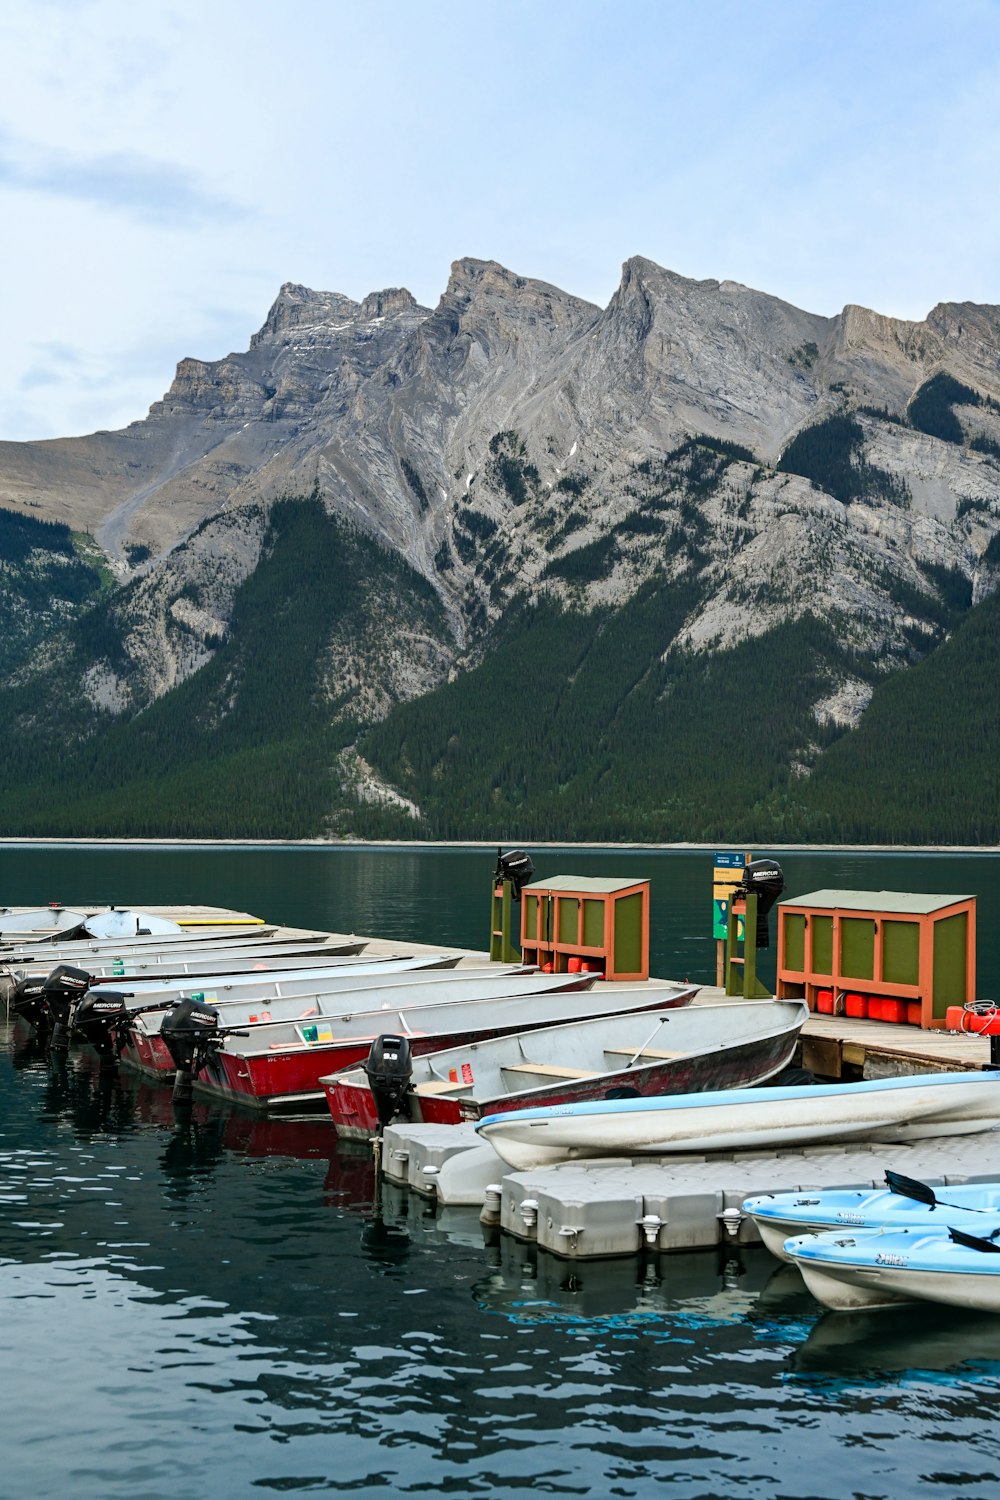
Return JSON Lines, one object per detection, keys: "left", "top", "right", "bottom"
{"left": 798, "top": 587, "right": 1000, "bottom": 843}
{"left": 0, "top": 507, "right": 110, "bottom": 675}
{"left": 0, "top": 498, "right": 451, "bottom": 837}
{"left": 361, "top": 590, "right": 866, "bottom": 841}
{"left": 360, "top": 577, "right": 1000, "bottom": 844}
{"left": 1, "top": 497, "right": 996, "bottom": 843}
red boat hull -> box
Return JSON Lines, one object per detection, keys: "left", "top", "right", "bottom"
{"left": 118, "top": 982, "right": 698, "bottom": 1110}
{"left": 197, "top": 990, "right": 696, "bottom": 1109}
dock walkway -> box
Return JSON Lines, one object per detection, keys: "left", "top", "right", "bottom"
{"left": 692, "top": 983, "right": 993, "bottom": 1075}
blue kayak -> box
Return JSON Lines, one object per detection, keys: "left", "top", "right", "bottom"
{"left": 785, "top": 1222, "right": 1000, "bottom": 1313}
{"left": 745, "top": 1172, "right": 1000, "bottom": 1260}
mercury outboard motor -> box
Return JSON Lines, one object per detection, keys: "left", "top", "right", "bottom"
{"left": 9, "top": 974, "right": 51, "bottom": 1031}
{"left": 494, "top": 848, "right": 535, "bottom": 900}
{"left": 160, "top": 997, "right": 221, "bottom": 1102}
{"left": 734, "top": 858, "right": 784, "bottom": 948}
{"left": 364, "top": 1033, "right": 413, "bottom": 1130}
{"left": 73, "top": 987, "right": 130, "bottom": 1057}
{"left": 40, "top": 965, "right": 92, "bottom": 1049}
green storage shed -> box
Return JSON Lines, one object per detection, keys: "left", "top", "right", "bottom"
{"left": 776, "top": 889, "right": 976, "bottom": 1029}
{"left": 519, "top": 875, "right": 650, "bottom": 982}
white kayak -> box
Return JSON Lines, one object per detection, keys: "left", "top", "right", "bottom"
{"left": 476, "top": 1070, "right": 1000, "bottom": 1170}
{"left": 745, "top": 1172, "right": 1000, "bottom": 1261}
{"left": 785, "top": 1223, "right": 1000, "bottom": 1313}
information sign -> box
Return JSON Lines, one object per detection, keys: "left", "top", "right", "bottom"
{"left": 712, "top": 850, "right": 751, "bottom": 940}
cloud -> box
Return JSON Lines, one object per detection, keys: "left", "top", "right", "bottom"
{"left": 0, "top": 128, "right": 249, "bottom": 227}
{"left": 18, "top": 367, "right": 62, "bottom": 391}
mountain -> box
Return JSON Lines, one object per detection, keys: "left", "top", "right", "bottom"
{"left": 0, "top": 257, "right": 998, "bottom": 841}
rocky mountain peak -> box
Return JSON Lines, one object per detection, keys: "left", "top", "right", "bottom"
{"left": 250, "top": 282, "right": 361, "bottom": 346}
{"left": 357, "top": 287, "right": 419, "bottom": 321}
{"left": 4, "top": 250, "right": 1000, "bottom": 745}
{"left": 618, "top": 255, "right": 713, "bottom": 296}
{"left": 446, "top": 258, "right": 523, "bottom": 297}
{"left": 441, "top": 257, "right": 598, "bottom": 321}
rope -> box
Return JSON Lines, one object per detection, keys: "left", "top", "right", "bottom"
{"left": 962, "top": 1001, "right": 999, "bottom": 1033}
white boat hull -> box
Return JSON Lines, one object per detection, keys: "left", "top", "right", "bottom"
{"left": 476, "top": 1072, "right": 1000, "bottom": 1170}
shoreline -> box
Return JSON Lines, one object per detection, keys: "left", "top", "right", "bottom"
{"left": 1, "top": 837, "right": 998, "bottom": 854}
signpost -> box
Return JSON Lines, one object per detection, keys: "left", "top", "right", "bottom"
{"left": 713, "top": 850, "right": 751, "bottom": 985}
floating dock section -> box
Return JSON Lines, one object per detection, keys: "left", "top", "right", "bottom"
{"left": 381, "top": 1119, "right": 1000, "bottom": 1260}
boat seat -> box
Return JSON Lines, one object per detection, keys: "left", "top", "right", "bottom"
{"left": 603, "top": 1047, "right": 688, "bottom": 1061}
{"left": 501, "top": 1063, "right": 599, "bottom": 1079}
{"left": 413, "top": 1079, "right": 468, "bottom": 1095}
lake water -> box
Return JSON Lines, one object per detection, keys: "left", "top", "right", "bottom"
{"left": 3, "top": 841, "right": 1000, "bottom": 994}
{"left": 3, "top": 843, "right": 1000, "bottom": 1497}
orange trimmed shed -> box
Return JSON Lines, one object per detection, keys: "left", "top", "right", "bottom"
{"left": 776, "top": 888, "right": 976, "bottom": 1029}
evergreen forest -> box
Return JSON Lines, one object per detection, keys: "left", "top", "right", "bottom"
{"left": 0, "top": 486, "right": 996, "bottom": 843}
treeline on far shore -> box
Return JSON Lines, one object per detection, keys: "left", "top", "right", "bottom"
{"left": 0, "top": 498, "right": 996, "bottom": 845}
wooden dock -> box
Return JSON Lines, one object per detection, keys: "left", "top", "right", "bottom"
{"left": 692, "top": 983, "right": 993, "bottom": 1077}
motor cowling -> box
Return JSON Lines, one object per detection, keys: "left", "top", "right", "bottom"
{"left": 364, "top": 1033, "right": 413, "bottom": 1129}
{"left": 494, "top": 848, "right": 535, "bottom": 900}
{"left": 9, "top": 975, "right": 50, "bottom": 1029}
{"left": 41, "top": 965, "right": 93, "bottom": 1028}
{"left": 734, "top": 859, "right": 784, "bottom": 948}
{"left": 73, "top": 987, "right": 130, "bottom": 1054}
{"left": 160, "top": 997, "right": 221, "bottom": 1074}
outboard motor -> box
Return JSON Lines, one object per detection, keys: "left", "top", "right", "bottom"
{"left": 73, "top": 987, "right": 130, "bottom": 1057}
{"left": 160, "top": 997, "right": 221, "bottom": 1103}
{"left": 364, "top": 1033, "right": 413, "bottom": 1130}
{"left": 734, "top": 859, "right": 784, "bottom": 948}
{"left": 40, "top": 965, "right": 92, "bottom": 1049}
{"left": 494, "top": 848, "right": 535, "bottom": 899}
{"left": 9, "top": 974, "right": 51, "bottom": 1031}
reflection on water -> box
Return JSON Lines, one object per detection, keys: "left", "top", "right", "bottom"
{"left": 473, "top": 1236, "right": 774, "bottom": 1331}
{"left": 789, "top": 1302, "right": 1000, "bottom": 1385}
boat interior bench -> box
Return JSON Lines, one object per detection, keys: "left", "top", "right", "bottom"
{"left": 501, "top": 1062, "right": 600, "bottom": 1079}
{"left": 603, "top": 1046, "right": 688, "bottom": 1061}
{"left": 413, "top": 1079, "right": 469, "bottom": 1095}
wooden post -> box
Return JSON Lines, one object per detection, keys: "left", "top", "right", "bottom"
{"left": 489, "top": 878, "right": 519, "bottom": 963}
{"left": 726, "top": 893, "right": 773, "bottom": 999}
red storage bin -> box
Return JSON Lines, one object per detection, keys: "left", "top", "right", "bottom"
{"left": 867, "top": 997, "right": 884, "bottom": 1021}
{"left": 815, "top": 988, "right": 833, "bottom": 1012}
{"left": 881, "top": 999, "right": 907, "bottom": 1023}
{"left": 845, "top": 993, "right": 867, "bottom": 1018}
{"left": 907, "top": 1002, "right": 922, "bottom": 1025}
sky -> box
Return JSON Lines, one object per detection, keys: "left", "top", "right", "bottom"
{"left": 2, "top": 0, "right": 999, "bottom": 441}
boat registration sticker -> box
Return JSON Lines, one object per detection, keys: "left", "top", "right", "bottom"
{"left": 298, "top": 1023, "right": 334, "bottom": 1044}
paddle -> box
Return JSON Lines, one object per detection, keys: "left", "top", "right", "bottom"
{"left": 948, "top": 1226, "right": 1000, "bottom": 1254}
{"left": 885, "top": 1169, "right": 938, "bottom": 1205}
{"left": 884, "top": 1168, "right": 992, "bottom": 1215}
